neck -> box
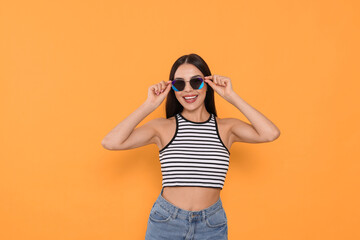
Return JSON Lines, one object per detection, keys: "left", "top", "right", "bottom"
{"left": 181, "top": 107, "right": 210, "bottom": 122}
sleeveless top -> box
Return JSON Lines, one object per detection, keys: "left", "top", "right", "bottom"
{"left": 159, "top": 112, "right": 230, "bottom": 189}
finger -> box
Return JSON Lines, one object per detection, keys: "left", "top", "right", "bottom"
{"left": 165, "top": 81, "right": 172, "bottom": 92}
{"left": 205, "top": 78, "right": 215, "bottom": 88}
{"left": 220, "top": 76, "right": 227, "bottom": 83}
{"left": 213, "top": 75, "right": 218, "bottom": 85}
{"left": 156, "top": 83, "right": 161, "bottom": 95}
{"left": 220, "top": 79, "right": 226, "bottom": 86}
{"left": 217, "top": 76, "right": 222, "bottom": 85}
{"left": 151, "top": 85, "right": 158, "bottom": 95}
{"left": 218, "top": 76, "right": 223, "bottom": 85}
{"left": 160, "top": 81, "right": 166, "bottom": 92}
{"left": 158, "top": 83, "right": 163, "bottom": 94}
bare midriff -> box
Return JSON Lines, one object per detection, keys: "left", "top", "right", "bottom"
{"left": 161, "top": 186, "right": 221, "bottom": 211}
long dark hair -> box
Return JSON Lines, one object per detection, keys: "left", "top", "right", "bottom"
{"left": 165, "top": 53, "right": 217, "bottom": 119}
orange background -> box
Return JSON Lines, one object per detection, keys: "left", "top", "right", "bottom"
{"left": 1, "top": 0, "right": 359, "bottom": 239}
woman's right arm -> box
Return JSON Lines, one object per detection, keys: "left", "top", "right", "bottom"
{"left": 101, "top": 80, "right": 172, "bottom": 150}
{"left": 101, "top": 102, "right": 158, "bottom": 150}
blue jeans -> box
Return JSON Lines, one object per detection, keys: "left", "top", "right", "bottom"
{"left": 145, "top": 187, "right": 228, "bottom": 240}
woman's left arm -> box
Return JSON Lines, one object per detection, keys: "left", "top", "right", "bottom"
{"left": 204, "top": 75, "right": 281, "bottom": 143}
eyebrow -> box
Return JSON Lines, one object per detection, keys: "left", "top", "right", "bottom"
{"left": 174, "top": 75, "right": 202, "bottom": 80}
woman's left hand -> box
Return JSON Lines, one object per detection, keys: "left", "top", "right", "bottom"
{"left": 204, "top": 75, "right": 235, "bottom": 101}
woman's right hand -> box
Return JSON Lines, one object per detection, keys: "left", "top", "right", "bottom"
{"left": 145, "top": 80, "right": 172, "bottom": 108}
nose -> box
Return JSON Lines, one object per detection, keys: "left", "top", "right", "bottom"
{"left": 183, "top": 81, "right": 193, "bottom": 91}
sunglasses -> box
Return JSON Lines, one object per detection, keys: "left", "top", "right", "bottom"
{"left": 171, "top": 77, "right": 205, "bottom": 92}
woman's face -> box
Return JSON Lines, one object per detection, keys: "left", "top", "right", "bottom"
{"left": 173, "top": 64, "right": 208, "bottom": 110}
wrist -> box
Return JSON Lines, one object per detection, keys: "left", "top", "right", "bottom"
{"left": 225, "top": 91, "right": 238, "bottom": 103}
{"left": 143, "top": 100, "right": 158, "bottom": 110}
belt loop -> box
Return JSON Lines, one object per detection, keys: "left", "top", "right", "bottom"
{"left": 172, "top": 208, "right": 178, "bottom": 219}
{"left": 202, "top": 210, "right": 206, "bottom": 221}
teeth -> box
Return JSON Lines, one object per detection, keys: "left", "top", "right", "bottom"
{"left": 184, "top": 96, "right": 197, "bottom": 99}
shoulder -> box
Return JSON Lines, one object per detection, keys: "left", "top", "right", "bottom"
{"left": 154, "top": 115, "right": 176, "bottom": 123}
{"left": 219, "top": 117, "right": 275, "bottom": 143}
{"left": 215, "top": 115, "right": 247, "bottom": 127}
{"left": 148, "top": 115, "right": 176, "bottom": 123}
{"left": 214, "top": 116, "right": 253, "bottom": 139}
{"left": 150, "top": 115, "right": 176, "bottom": 131}
{"left": 214, "top": 115, "right": 234, "bottom": 128}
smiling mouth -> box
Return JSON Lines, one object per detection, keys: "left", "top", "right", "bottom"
{"left": 183, "top": 95, "right": 198, "bottom": 103}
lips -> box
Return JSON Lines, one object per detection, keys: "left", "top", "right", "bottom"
{"left": 183, "top": 95, "right": 198, "bottom": 103}
{"left": 183, "top": 95, "right": 198, "bottom": 99}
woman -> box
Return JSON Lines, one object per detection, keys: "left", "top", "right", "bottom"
{"left": 101, "top": 53, "right": 281, "bottom": 239}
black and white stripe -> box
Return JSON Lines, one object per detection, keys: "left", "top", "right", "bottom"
{"left": 159, "top": 113, "right": 230, "bottom": 189}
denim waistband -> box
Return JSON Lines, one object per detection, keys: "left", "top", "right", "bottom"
{"left": 154, "top": 187, "right": 223, "bottom": 222}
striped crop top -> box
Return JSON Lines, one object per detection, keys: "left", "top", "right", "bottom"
{"left": 159, "top": 112, "right": 230, "bottom": 189}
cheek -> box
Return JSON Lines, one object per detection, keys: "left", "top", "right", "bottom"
{"left": 199, "top": 87, "right": 207, "bottom": 96}
{"left": 175, "top": 93, "right": 183, "bottom": 102}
